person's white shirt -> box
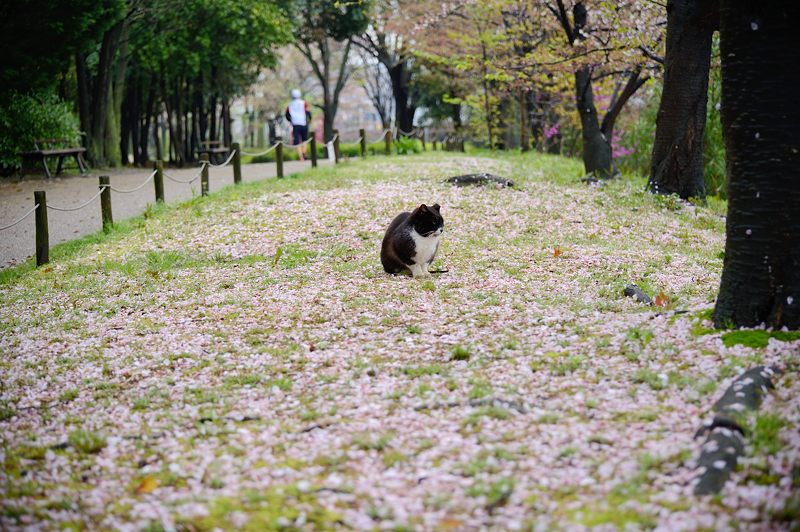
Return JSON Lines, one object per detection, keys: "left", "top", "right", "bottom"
{"left": 287, "top": 98, "right": 308, "bottom": 126}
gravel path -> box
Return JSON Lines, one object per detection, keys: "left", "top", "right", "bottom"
{"left": 0, "top": 159, "right": 331, "bottom": 269}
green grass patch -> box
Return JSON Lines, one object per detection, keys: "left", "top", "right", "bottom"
{"left": 721, "top": 329, "right": 800, "bottom": 348}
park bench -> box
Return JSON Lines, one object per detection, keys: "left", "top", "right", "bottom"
{"left": 21, "top": 138, "right": 87, "bottom": 178}
{"left": 196, "top": 140, "right": 229, "bottom": 164}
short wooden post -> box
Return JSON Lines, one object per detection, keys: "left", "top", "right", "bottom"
{"left": 34, "top": 191, "right": 48, "bottom": 266}
{"left": 421, "top": 129, "right": 427, "bottom": 151}
{"left": 276, "top": 137, "right": 284, "bottom": 178}
{"left": 333, "top": 129, "right": 341, "bottom": 163}
{"left": 99, "top": 176, "right": 113, "bottom": 232}
{"left": 384, "top": 129, "right": 391, "bottom": 155}
{"left": 232, "top": 142, "right": 242, "bottom": 185}
{"left": 460, "top": 137, "right": 466, "bottom": 153}
{"left": 433, "top": 140, "right": 438, "bottom": 151}
{"left": 310, "top": 131, "right": 318, "bottom": 168}
{"left": 359, "top": 128, "right": 367, "bottom": 158}
{"left": 200, "top": 154, "right": 209, "bottom": 196}
{"left": 154, "top": 160, "right": 164, "bottom": 203}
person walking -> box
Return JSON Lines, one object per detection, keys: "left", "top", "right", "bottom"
{"left": 285, "top": 89, "right": 311, "bottom": 161}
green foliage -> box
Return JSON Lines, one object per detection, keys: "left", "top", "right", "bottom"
{"left": 751, "top": 413, "right": 787, "bottom": 455}
{"left": 0, "top": 92, "right": 81, "bottom": 171}
{"left": 394, "top": 137, "right": 421, "bottom": 155}
{"left": 451, "top": 345, "right": 471, "bottom": 361}
{"left": 721, "top": 329, "right": 800, "bottom": 348}
{"left": 703, "top": 53, "right": 726, "bottom": 198}
{"left": 290, "top": 0, "right": 370, "bottom": 43}
{"left": 0, "top": 0, "right": 124, "bottom": 94}
{"left": 68, "top": 430, "right": 107, "bottom": 454}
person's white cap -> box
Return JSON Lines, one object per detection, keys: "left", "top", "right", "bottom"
{"left": 291, "top": 89, "right": 301, "bottom": 99}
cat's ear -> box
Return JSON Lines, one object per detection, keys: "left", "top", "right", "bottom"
{"left": 431, "top": 203, "right": 441, "bottom": 212}
{"left": 418, "top": 204, "right": 429, "bottom": 213}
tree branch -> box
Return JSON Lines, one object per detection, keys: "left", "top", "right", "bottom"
{"left": 601, "top": 68, "right": 648, "bottom": 136}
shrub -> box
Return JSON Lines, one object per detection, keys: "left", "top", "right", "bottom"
{"left": 0, "top": 91, "right": 81, "bottom": 173}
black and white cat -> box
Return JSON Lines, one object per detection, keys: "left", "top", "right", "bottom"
{"left": 381, "top": 203, "right": 444, "bottom": 277}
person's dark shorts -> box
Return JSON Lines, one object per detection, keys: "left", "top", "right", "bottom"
{"left": 292, "top": 125, "right": 309, "bottom": 145}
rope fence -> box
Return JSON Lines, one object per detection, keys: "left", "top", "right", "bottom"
{"left": 2, "top": 127, "right": 462, "bottom": 268}
{"left": 46, "top": 188, "right": 107, "bottom": 212}
{"left": 0, "top": 204, "right": 39, "bottom": 231}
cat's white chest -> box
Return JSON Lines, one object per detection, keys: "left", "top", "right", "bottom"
{"left": 410, "top": 228, "right": 441, "bottom": 265}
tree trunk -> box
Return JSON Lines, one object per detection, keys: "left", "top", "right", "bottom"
{"left": 389, "top": 61, "right": 414, "bottom": 134}
{"left": 520, "top": 89, "right": 530, "bottom": 152}
{"left": 575, "top": 66, "right": 614, "bottom": 178}
{"left": 649, "top": 0, "right": 718, "bottom": 198}
{"left": 75, "top": 53, "right": 91, "bottom": 149}
{"left": 713, "top": 1, "right": 799, "bottom": 329}
{"left": 222, "top": 98, "right": 232, "bottom": 148}
{"left": 87, "top": 19, "right": 125, "bottom": 167}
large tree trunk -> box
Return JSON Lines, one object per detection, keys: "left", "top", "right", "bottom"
{"left": 86, "top": 19, "right": 125, "bottom": 167}
{"left": 575, "top": 66, "right": 614, "bottom": 178}
{"left": 389, "top": 61, "right": 415, "bottom": 134}
{"left": 649, "top": 0, "right": 718, "bottom": 199}
{"left": 713, "top": 1, "right": 799, "bottom": 329}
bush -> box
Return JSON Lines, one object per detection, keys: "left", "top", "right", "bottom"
{"left": 0, "top": 91, "right": 81, "bottom": 173}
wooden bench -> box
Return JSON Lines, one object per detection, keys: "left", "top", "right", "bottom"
{"left": 196, "top": 140, "right": 229, "bottom": 164}
{"left": 21, "top": 138, "right": 87, "bottom": 178}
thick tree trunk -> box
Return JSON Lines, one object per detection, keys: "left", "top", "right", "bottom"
{"left": 713, "top": 1, "right": 799, "bottom": 329}
{"left": 575, "top": 66, "right": 614, "bottom": 178}
{"left": 87, "top": 19, "right": 125, "bottom": 167}
{"left": 649, "top": 0, "right": 718, "bottom": 198}
{"left": 389, "top": 61, "right": 415, "bottom": 134}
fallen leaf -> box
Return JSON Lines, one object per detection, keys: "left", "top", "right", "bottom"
{"left": 553, "top": 248, "right": 562, "bottom": 257}
{"left": 135, "top": 475, "right": 158, "bottom": 494}
{"left": 654, "top": 291, "right": 670, "bottom": 307}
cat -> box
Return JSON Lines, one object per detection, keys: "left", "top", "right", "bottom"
{"left": 381, "top": 203, "right": 444, "bottom": 277}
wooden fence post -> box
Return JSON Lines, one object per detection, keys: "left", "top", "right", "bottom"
{"left": 310, "top": 131, "right": 318, "bottom": 168}
{"left": 433, "top": 140, "right": 438, "bottom": 151}
{"left": 333, "top": 129, "right": 341, "bottom": 163}
{"left": 200, "top": 154, "right": 209, "bottom": 196}
{"left": 421, "top": 129, "right": 426, "bottom": 151}
{"left": 154, "top": 161, "right": 164, "bottom": 202}
{"left": 359, "top": 128, "right": 367, "bottom": 158}
{"left": 384, "top": 129, "right": 391, "bottom": 155}
{"left": 232, "top": 142, "right": 242, "bottom": 185}
{"left": 99, "top": 176, "right": 113, "bottom": 232}
{"left": 276, "top": 137, "right": 284, "bottom": 178}
{"left": 34, "top": 191, "right": 48, "bottom": 266}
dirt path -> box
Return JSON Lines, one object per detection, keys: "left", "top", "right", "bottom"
{"left": 0, "top": 159, "right": 330, "bottom": 269}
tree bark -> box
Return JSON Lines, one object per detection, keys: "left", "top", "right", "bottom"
{"left": 713, "top": 1, "right": 800, "bottom": 329}
{"left": 87, "top": 19, "right": 125, "bottom": 167}
{"left": 575, "top": 66, "right": 614, "bottom": 178}
{"left": 649, "top": 0, "right": 718, "bottom": 199}
{"left": 389, "top": 61, "right": 415, "bottom": 134}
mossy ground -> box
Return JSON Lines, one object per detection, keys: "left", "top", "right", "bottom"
{"left": 1, "top": 151, "right": 798, "bottom": 530}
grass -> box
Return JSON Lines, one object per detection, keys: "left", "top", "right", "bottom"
{"left": 1, "top": 150, "right": 797, "bottom": 530}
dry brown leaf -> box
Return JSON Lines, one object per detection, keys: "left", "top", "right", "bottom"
{"left": 135, "top": 475, "right": 158, "bottom": 494}
{"left": 654, "top": 291, "right": 670, "bottom": 307}
{"left": 553, "top": 248, "right": 563, "bottom": 257}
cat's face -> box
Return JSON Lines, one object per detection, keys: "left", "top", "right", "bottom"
{"left": 411, "top": 203, "right": 444, "bottom": 237}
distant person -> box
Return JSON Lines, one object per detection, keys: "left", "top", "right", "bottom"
{"left": 285, "top": 89, "right": 311, "bottom": 161}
